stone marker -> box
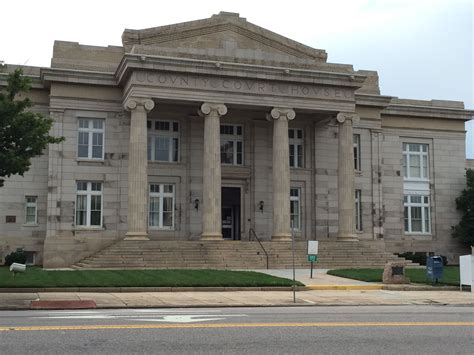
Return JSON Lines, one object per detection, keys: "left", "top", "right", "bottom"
{"left": 383, "top": 262, "right": 410, "bottom": 284}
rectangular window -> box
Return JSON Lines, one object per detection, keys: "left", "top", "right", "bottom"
{"left": 77, "top": 118, "right": 104, "bottom": 159}
{"left": 290, "top": 188, "right": 301, "bottom": 230}
{"left": 353, "top": 134, "right": 361, "bottom": 171}
{"left": 404, "top": 195, "right": 430, "bottom": 234}
{"left": 147, "top": 120, "right": 180, "bottom": 162}
{"left": 75, "top": 181, "right": 102, "bottom": 227}
{"left": 149, "top": 184, "right": 175, "bottom": 229}
{"left": 403, "top": 143, "right": 429, "bottom": 180}
{"left": 25, "top": 196, "right": 37, "bottom": 225}
{"left": 221, "top": 124, "right": 243, "bottom": 165}
{"left": 355, "top": 190, "right": 362, "bottom": 232}
{"left": 289, "top": 128, "right": 304, "bottom": 168}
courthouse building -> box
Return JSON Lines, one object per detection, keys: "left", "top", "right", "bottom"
{"left": 0, "top": 12, "right": 472, "bottom": 268}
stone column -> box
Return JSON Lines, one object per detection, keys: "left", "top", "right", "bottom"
{"left": 124, "top": 98, "right": 155, "bottom": 240}
{"left": 199, "top": 102, "right": 227, "bottom": 240}
{"left": 336, "top": 112, "right": 359, "bottom": 241}
{"left": 267, "top": 108, "right": 296, "bottom": 241}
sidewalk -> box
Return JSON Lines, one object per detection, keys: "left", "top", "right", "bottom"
{"left": 0, "top": 269, "right": 472, "bottom": 310}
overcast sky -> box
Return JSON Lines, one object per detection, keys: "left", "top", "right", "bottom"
{"left": 1, "top": 0, "right": 472, "bottom": 157}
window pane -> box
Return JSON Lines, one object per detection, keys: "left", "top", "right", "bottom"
{"left": 162, "top": 212, "right": 173, "bottom": 227}
{"left": 410, "top": 155, "right": 421, "bottom": 177}
{"left": 288, "top": 129, "right": 294, "bottom": 139}
{"left": 91, "top": 195, "right": 101, "bottom": 210}
{"left": 424, "top": 207, "right": 430, "bottom": 232}
{"left": 147, "top": 121, "right": 152, "bottom": 129}
{"left": 155, "top": 137, "right": 170, "bottom": 161}
{"left": 92, "top": 145, "right": 102, "bottom": 159}
{"left": 76, "top": 195, "right": 87, "bottom": 225}
{"left": 403, "top": 154, "right": 408, "bottom": 177}
{"left": 91, "top": 182, "right": 102, "bottom": 191}
{"left": 423, "top": 155, "right": 428, "bottom": 178}
{"left": 172, "top": 138, "right": 179, "bottom": 162}
{"left": 163, "top": 197, "right": 173, "bottom": 212}
{"left": 147, "top": 136, "right": 152, "bottom": 160}
{"left": 422, "top": 144, "right": 428, "bottom": 152}
{"left": 172, "top": 122, "right": 179, "bottom": 132}
{"left": 93, "top": 120, "right": 103, "bottom": 129}
{"left": 77, "top": 182, "right": 87, "bottom": 191}
{"left": 156, "top": 121, "right": 170, "bottom": 131}
{"left": 236, "top": 141, "right": 243, "bottom": 165}
{"left": 404, "top": 207, "right": 409, "bottom": 232}
{"left": 411, "top": 206, "right": 422, "bottom": 232}
{"left": 289, "top": 145, "right": 295, "bottom": 167}
{"left": 411, "top": 196, "right": 421, "bottom": 204}
{"left": 78, "top": 132, "right": 89, "bottom": 158}
{"left": 90, "top": 211, "right": 101, "bottom": 226}
{"left": 236, "top": 126, "right": 242, "bottom": 136}
{"left": 297, "top": 145, "right": 303, "bottom": 168}
{"left": 297, "top": 129, "right": 303, "bottom": 139}
{"left": 163, "top": 185, "right": 173, "bottom": 193}
{"left": 221, "top": 141, "right": 234, "bottom": 164}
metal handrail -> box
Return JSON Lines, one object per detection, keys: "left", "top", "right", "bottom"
{"left": 248, "top": 228, "right": 269, "bottom": 269}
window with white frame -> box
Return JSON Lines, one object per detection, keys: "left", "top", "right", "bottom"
{"left": 404, "top": 195, "right": 431, "bottom": 234}
{"left": 75, "top": 182, "right": 102, "bottom": 227}
{"left": 403, "top": 143, "right": 429, "bottom": 180}
{"left": 25, "top": 196, "right": 37, "bottom": 225}
{"left": 290, "top": 188, "right": 301, "bottom": 230}
{"left": 289, "top": 128, "right": 303, "bottom": 168}
{"left": 220, "top": 124, "right": 243, "bottom": 165}
{"left": 149, "top": 184, "right": 175, "bottom": 229}
{"left": 355, "top": 190, "right": 362, "bottom": 232}
{"left": 77, "top": 118, "right": 104, "bottom": 159}
{"left": 353, "top": 134, "right": 361, "bottom": 171}
{"left": 147, "top": 120, "right": 180, "bottom": 162}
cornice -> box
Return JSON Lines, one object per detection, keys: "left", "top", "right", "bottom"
{"left": 40, "top": 68, "right": 116, "bottom": 87}
{"left": 355, "top": 93, "right": 393, "bottom": 108}
{"left": 115, "top": 53, "right": 366, "bottom": 88}
{"left": 383, "top": 103, "right": 474, "bottom": 121}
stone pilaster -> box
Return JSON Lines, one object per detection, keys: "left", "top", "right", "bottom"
{"left": 336, "top": 112, "right": 359, "bottom": 241}
{"left": 124, "top": 98, "right": 155, "bottom": 240}
{"left": 199, "top": 102, "right": 227, "bottom": 240}
{"left": 46, "top": 109, "right": 64, "bottom": 238}
{"left": 268, "top": 107, "right": 295, "bottom": 241}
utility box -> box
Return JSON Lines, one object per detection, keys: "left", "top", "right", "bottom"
{"left": 426, "top": 256, "right": 444, "bottom": 283}
{"left": 459, "top": 255, "right": 474, "bottom": 292}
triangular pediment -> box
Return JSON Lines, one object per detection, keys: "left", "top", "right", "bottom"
{"left": 122, "top": 12, "right": 328, "bottom": 67}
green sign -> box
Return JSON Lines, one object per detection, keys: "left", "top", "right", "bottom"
{"left": 308, "top": 255, "right": 317, "bottom": 262}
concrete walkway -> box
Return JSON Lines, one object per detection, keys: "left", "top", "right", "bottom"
{"left": 0, "top": 269, "right": 472, "bottom": 310}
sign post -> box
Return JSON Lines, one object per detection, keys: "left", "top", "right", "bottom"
{"left": 307, "top": 241, "right": 319, "bottom": 278}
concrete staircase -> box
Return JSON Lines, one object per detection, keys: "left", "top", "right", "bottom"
{"left": 72, "top": 240, "right": 417, "bottom": 269}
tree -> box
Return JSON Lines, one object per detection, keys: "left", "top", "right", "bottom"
{"left": 452, "top": 168, "right": 474, "bottom": 246}
{"left": 0, "top": 68, "right": 64, "bottom": 187}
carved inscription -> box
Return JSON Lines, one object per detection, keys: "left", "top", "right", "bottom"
{"left": 134, "top": 72, "right": 353, "bottom": 100}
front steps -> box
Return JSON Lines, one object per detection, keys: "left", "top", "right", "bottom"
{"left": 72, "top": 240, "right": 417, "bottom": 269}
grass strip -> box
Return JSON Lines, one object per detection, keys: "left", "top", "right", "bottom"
{"left": 0, "top": 267, "right": 302, "bottom": 288}
{"left": 327, "top": 267, "right": 460, "bottom": 286}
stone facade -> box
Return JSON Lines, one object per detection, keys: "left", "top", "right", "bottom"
{"left": 0, "top": 12, "right": 472, "bottom": 267}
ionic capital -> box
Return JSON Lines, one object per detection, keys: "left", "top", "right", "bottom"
{"left": 199, "top": 102, "right": 227, "bottom": 118}
{"left": 124, "top": 98, "right": 155, "bottom": 112}
{"left": 267, "top": 107, "right": 296, "bottom": 122}
{"left": 336, "top": 112, "right": 359, "bottom": 125}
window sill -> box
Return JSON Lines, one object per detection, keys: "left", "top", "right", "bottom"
{"left": 76, "top": 159, "right": 105, "bottom": 165}
{"left": 403, "top": 233, "right": 432, "bottom": 237}
{"left": 22, "top": 224, "right": 39, "bottom": 227}
{"left": 148, "top": 161, "right": 181, "bottom": 165}
{"left": 73, "top": 227, "right": 105, "bottom": 231}
{"left": 149, "top": 228, "right": 175, "bottom": 231}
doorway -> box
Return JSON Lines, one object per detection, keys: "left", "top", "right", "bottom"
{"left": 221, "top": 187, "right": 241, "bottom": 240}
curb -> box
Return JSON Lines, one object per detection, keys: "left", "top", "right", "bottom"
{"left": 0, "top": 284, "right": 462, "bottom": 293}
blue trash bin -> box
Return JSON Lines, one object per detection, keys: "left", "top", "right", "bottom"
{"left": 427, "top": 256, "right": 444, "bottom": 284}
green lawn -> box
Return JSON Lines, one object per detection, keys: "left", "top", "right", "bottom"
{"left": 0, "top": 267, "right": 301, "bottom": 288}
{"left": 327, "top": 266, "right": 460, "bottom": 286}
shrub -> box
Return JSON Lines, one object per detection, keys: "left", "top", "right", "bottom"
{"left": 397, "top": 252, "right": 448, "bottom": 266}
{"left": 4, "top": 249, "right": 27, "bottom": 266}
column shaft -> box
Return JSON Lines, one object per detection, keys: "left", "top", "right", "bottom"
{"left": 125, "top": 99, "right": 154, "bottom": 240}
{"left": 337, "top": 112, "right": 358, "bottom": 241}
{"left": 200, "top": 103, "right": 227, "bottom": 240}
{"left": 269, "top": 108, "right": 295, "bottom": 241}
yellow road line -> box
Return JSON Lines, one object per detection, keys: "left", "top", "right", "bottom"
{"left": 0, "top": 322, "right": 473, "bottom": 332}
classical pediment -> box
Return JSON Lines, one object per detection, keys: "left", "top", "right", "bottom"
{"left": 122, "top": 12, "right": 328, "bottom": 67}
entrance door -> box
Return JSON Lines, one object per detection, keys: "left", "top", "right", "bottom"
{"left": 221, "top": 187, "right": 241, "bottom": 240}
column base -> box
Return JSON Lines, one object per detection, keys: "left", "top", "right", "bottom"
{"left": 272, "top": 233, "right": 292, "bottom": 241}
{"left": 124, "top": 232, "right": 149, "bottom": 241}
{"left": 337, "top": 234, "right": 359, "bottom": 242}
{"left": 200, "top": 232, "right": 223, "bottom": 240}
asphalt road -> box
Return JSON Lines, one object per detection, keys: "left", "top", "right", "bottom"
{"left": 1, "top": 305, "right": 473, "bottom": 354}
